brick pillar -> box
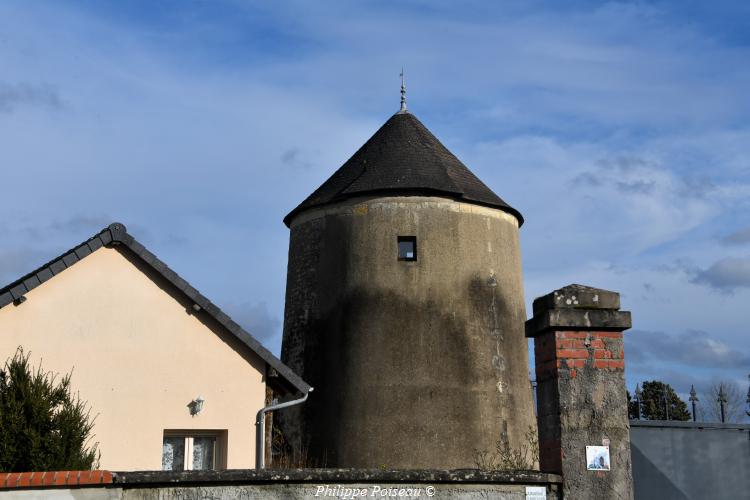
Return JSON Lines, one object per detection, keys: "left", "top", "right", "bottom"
{"left": 526, "top": 284, "right": 633, "bottom": 500}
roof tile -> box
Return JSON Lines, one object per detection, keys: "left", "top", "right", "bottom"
{"left": 9, "top": 284, "right": 27, "bottom": 300}
{"left": 284, "top": 111, "right": 522, "bottom": 226}
{"left": 87, "top": 237, "right": 103, "bottom": 253}
{"left": 49, "top": 260, "right": 67, "bottom": 275}
{"left": 23, "top": 275, "right": 41, "bottom": 292}
{"left": 74, "top": 244, "right": 92, "bottom": 260}
{"left": 62, "top": 252, "right": 78, "bottom": 267}
{"left": 36, "top": 268, "right": 54, "bottom": 283}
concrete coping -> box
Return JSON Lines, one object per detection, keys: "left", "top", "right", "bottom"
{"left": 532, "top": 284, "right": 621, "bottom": 316}
{"left": 113, "top": 469, "right": 563, "bottom": 486}
{"left": 526, "top": 283, "right": 632, "bottom": 337}
{"left": 629, "top": 420, "right": 750, "bottom": 431}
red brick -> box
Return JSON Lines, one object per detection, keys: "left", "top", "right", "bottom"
{"left": 593, "top": 359, "right": 625, "bottom": 369}
{"left": 570, "top": 369, "right": 577, "bottom": 378}
{"left": 592, "top": 332, "right": 623, "bottom": 339}
{"left": 557, "top": 349, "right": 589, "bottom": 359}
{"left": 560, "top": 339, "right": 586, "bottom": 349}
{"left": 593, "top": 349, "right": 612, "bottom": 359}
{"left": 52, "top": 471, "right": 68, "bottom": 486}
{"left": 589, "top": 339, "right": 605, "bottom": 349}
{"left": 565, "top": 359, "right": 584, "bottom": 369}
{"left": 66, "top": 471, "right": 81, "bottom": 486}
{"left": 0, "top": 473, "right": 9, "bottom": 488}
{"left": 88, "top": 470, "right": 111, "bottom": 485}
{"left": 556, "top": 331, "right": 588, "bottom": 339}
{"left": 29, "top": 472, "right": 45, "bottom": 487}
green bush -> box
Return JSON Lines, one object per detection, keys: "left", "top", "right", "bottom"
{"left": 0, "top": 347, "right": 99, "bottom": 471}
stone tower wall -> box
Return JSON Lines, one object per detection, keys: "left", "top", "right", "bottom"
{"left": 279, "top": 195, "right": 536, "bottom": 469}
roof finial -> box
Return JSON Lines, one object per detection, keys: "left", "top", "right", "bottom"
{"left": 399, "top": 68, "right": 407, "bottom": 112}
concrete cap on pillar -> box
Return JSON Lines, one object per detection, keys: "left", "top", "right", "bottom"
{"left": 532, "top": 283, "right": 620, "bottom": 315}
{"left": 526, "top": 284, "right": 631, "bottom": 338}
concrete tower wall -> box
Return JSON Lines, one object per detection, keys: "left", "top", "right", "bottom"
{"left": 280, "top": 195, "right": 536, "bottom": 468}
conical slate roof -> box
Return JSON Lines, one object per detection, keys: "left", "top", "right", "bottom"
{"left": 283, "top": 110, "right": 523, "bottom": 226}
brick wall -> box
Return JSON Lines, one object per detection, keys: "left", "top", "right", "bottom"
{"left": 0, "top": 470, "right": 113, "bottom": 489}
{"left": 535, "top": 331, "right": 625, "bottom": 382}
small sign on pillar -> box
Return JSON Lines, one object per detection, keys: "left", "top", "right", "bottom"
{"left": 586, "top": 446, "right": 611, "bottom": 471}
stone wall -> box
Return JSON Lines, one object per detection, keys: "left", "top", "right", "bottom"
{"left": 0, "top": 469, "right": 562, "bottom": 500}
{"left": 280, "top": 196, "right": 536, "bottom": 469}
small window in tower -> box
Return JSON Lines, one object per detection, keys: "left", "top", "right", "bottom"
{"left": 398, "top": 236, "right": 417, "bottom": 261}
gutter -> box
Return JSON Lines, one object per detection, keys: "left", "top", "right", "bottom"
{"left": 255, "top": 389, "right": 313, "bottom": 469}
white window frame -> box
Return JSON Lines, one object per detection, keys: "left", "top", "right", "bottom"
{"left": 163, "top": 431, "right": 222, "bottom": 471}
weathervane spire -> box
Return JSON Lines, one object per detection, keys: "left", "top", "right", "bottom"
{"left": 400, "top": 68, "right": 407, "bottom": 112}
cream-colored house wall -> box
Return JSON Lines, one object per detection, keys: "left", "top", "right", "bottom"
{"left": 0, "top": 247, "right": 267, "bottom": 470}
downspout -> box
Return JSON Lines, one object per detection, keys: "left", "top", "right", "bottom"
{"left": 255, "top": 388, "right": 312, "bottom": 469}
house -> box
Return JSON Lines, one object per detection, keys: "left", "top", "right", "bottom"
{"left": 0, "top": 222, "right": 311, "bottom": 471}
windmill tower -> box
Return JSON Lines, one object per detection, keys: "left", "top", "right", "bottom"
{"left": 279, "top": 85, "right": 535, "bottom": 468}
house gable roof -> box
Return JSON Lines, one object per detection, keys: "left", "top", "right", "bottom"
{"left": 284, "top": 111, "right": 523, "bottom": 227}
{"left": 0, "top": 222, "right": 311, "bottom": 396}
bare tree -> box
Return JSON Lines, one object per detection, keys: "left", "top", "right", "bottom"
{"left": 698, "top": 380, "right": 746, "bottom": 423}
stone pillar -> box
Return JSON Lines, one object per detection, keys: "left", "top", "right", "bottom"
{"left": 526, "top": 284, "right": 633, "bottom": 500}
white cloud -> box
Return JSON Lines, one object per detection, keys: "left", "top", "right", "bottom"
{"left": 692, "top": 256, "right": 750, "bottom": 292}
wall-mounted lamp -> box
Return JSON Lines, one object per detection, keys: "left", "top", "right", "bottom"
{"left": 188, "top": 396, "right": 205, "bottom": 416}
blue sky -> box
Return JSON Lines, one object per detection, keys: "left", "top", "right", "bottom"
{"left": 1, "top": 1, "right": 748, "bottom": 417}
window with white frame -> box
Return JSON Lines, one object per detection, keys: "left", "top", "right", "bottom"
{"left": 162, "top": 431, "right": 224, "bottom": 471}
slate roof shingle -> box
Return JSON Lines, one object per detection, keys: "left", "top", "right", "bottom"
{"left": 284, "top": 110, "right": 523, "bottom": 226}
{"left": 0, "top": 223, "right": 311, "bottom": 396}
